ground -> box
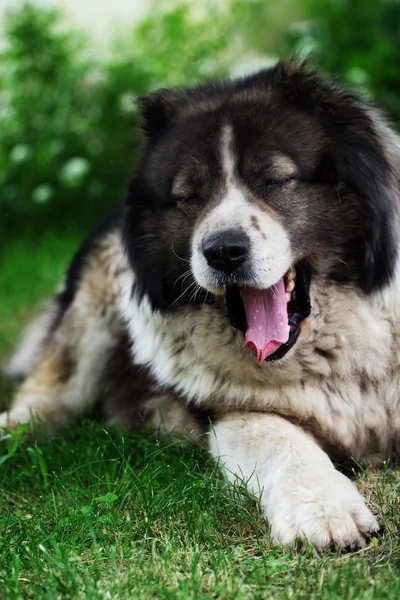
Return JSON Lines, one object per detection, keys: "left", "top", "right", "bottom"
{"left": 1, "top": 232, "right": 400, "bottom": 599}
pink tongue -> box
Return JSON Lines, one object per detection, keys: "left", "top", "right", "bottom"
{"left": 240, "top": 278, "right": 289, "bottom": 363}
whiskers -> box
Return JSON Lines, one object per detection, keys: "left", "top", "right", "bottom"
{"left": 171, "top": 243, "right": 190, "bottom": 264}
{"left": 270, "top": 283, "right": 279, "bottom": 299}
{"left": 169, "top": 280, "right": 198, "bottom": 307}
{"left": 189, "top": 283, "right": 203, "bottom": 304}
{"left": 173, "top": 268, "right": 193, "bottom": 288}
{"left": 170, "top": 268, "right": 207, "bottom": 308}
{"left": 170, "top": 244, "right": 200, "bottom": 306}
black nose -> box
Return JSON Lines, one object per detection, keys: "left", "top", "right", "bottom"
{"left": 202, "top": 229, "right": 250, "bottom": 273}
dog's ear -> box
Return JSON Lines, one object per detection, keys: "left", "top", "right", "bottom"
{"left": 138, "top": 88, "right": 187, "bottom": 140}
{"left": 328, "top": 104, "right": 399, "bottom": 293}
{"left": 278, "top": 59, "right": 399, "bottom": 293}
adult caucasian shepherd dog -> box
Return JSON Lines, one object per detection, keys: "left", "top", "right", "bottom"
{"left": 4, "top": 59, "right": 400, "bottom": 549}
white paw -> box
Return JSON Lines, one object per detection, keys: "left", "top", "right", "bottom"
{"left": 266, "top": 470, "right": 379, "bottom": 550}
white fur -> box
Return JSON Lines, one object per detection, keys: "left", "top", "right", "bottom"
{"left": 191, "top": 125, "right": 293, "bottom": 293}
{"left": 209, "top": 413, "right": 379, "bottom": 548}
{"left": 5, "top": 303, "right": 56, "bottom": 379}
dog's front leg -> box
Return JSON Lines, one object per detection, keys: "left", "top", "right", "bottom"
{"left": 209, "top": 412, "right": 379, "bottom": 549}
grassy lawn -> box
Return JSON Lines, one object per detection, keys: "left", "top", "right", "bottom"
{"left": 1, "top": 232, "right": 400, "bottom": 599}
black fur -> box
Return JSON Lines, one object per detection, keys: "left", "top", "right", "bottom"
{"left": 100, "top": 333, "right": 213, "bottom": 434}
{"left": 100, "top": 332, "right": 160, "bottom": 430}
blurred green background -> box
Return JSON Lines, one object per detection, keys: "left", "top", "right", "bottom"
{"left": 1, "top": 0, "right": 400, "bottom": 358}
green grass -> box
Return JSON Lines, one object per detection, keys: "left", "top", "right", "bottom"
{"left": 1, "top": 232, "right": 400, "bottom": 599}
{"left": 0, "top": 229, "right": 81, "bottom": 361}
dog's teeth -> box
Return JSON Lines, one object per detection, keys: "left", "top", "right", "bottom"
{"left": 287, "top": 267, "right": 296, "bottom": 281}
{"left": 286, "top": 279, "right": 295, "bottom": 293}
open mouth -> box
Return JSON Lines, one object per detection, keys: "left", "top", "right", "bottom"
{"left": 225, "top": 261, "right": 311, "bottom": 362}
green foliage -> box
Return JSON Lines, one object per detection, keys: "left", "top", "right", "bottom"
{"left": 110, "top": 4, "right": 230, "bottom": 90}
{"left": 290, "top": 0, "right": 400, "bottom": 124}
{"left": 0, "top": 4, "right": 140, "bottom": 238}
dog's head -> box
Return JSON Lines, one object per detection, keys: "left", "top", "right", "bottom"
{"left": 123, "top": 59, "right": 399, "bottom": 362}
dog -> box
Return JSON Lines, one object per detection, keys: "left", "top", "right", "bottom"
{"left": 4, "top": 58, "right": 400, "bottom": 550}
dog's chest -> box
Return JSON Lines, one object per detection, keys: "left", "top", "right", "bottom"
{"left": 120, "top": 272, "right": 400, "bottom": 460}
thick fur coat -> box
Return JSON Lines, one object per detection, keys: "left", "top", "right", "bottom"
{"left": 4, "top": 60, "right": 400, "bottom": 549}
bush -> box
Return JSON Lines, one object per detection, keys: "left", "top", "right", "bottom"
{"left": 290, "top": 0, "right": 400, "bottom": 125}
{"left": 0, "top": 4, "right": 140, "bottom": 239}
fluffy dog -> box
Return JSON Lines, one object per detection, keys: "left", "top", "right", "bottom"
{"left": 4, "top": 59, "right": 400, "bottom": 549}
